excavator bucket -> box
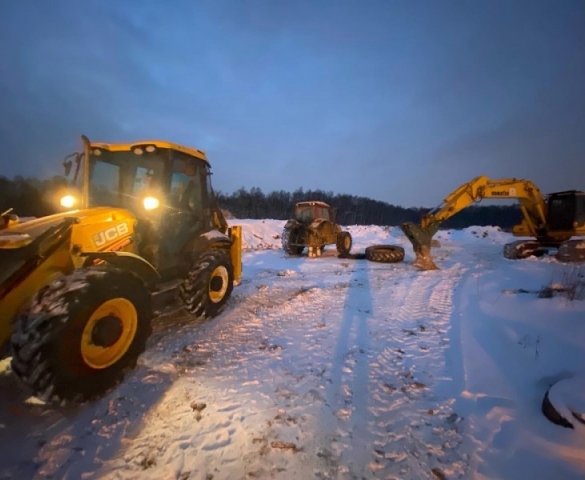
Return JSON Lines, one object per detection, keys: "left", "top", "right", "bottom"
{"left": 400, "top": 222, "right": 439, "bottom": 270}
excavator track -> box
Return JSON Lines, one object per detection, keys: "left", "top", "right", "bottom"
{"left": 557, "top": 239, "right": 585, "bottom": 263}
{"left": 502, "top": 240, "right": 547, "bottom": 260}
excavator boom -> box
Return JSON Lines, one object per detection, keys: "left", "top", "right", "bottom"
{"left": 401, "top": 176, "right": 549, "bottom": 270}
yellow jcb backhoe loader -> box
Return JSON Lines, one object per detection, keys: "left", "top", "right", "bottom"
{"left": 401, "top": 175, "right": 585, "bottom": 270}
{"left": 0, "top": 135, "right": 242, "bottom": 405}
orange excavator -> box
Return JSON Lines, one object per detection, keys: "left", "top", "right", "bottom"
{"left": 401, "top": 175, "right": 585, "bottom": 270}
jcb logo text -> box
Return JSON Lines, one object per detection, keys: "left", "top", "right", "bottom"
{"left": 92, "top": 222, "right": 130, "bottom": 248}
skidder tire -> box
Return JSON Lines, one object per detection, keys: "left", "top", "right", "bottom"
{"left": 365, "top": 245, "right": 405, "bottom": 263}
{"left": 180, "top": 249, "right": 234, "bottom": 319}
{"left": 282, "top": 227, "right": 304, "bottom": 255}
{"left": 336, "top": 231, "right": 352, "bottom": 255}
{"left": 10, "top": 267, "right": 152, "bottom": 405}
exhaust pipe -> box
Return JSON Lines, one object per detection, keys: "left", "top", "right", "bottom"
{"left": 400, "top": 221, "right": 439, "bottom": 270}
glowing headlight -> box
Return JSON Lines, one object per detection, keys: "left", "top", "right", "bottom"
{"left": 143, "top": 196, "right": 160, "bottom": 210}
{"left": 60, "top": 195, "right": 77, "bottom": 208}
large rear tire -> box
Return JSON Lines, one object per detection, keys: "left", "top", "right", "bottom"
{"left": 10, "top": 267, "right": 152, "bottom": 405}
{"left": 365, "top": 245, "right": 405, "bottom": 263}
{"left": 180, "top": 249, "right": 234, "bottom": 319}
{"left": 282, "top": 227, "right": 304, "bottom": 255}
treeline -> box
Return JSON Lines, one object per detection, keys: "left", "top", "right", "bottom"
{"left": 0, "top": 176, "right": 522, "bottom": 229}
{"left": 0, "top": 176, "right": 70, "bottom": 217}
{"left": 216, "top": 187, "right": 523, "bottom": 229}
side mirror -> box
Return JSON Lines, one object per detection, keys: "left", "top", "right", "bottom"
{"left": 62, "top": 152, "right": 79, "bottom": 177}
{"left": 63, "top": 160, "right": 72, "bottom": 177}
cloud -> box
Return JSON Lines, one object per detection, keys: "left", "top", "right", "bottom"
{"left": 0, "top": 0, "right": 583, "bottom": 207}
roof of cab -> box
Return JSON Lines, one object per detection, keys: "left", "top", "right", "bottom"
{"left": 296, "top": 201, "right": 331, "bottom": 208}
{"left": 90, "top": 140, "right": 209, "bottom": 165}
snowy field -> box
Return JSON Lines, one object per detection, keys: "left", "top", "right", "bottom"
{"left": 1, "top": 219, "right": 585, "bottom": 479}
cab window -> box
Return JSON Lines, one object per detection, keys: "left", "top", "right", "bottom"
{"left": 315, "top": 206, "right": 330, "bottom": 220}
{"left": 169, "top": 153, "right": 205, "bottom": 212}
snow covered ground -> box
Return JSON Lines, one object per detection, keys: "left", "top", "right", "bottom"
{"left": 1, "top": 219, "right": 585, "bottom": 479}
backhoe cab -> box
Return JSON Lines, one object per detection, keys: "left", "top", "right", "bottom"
{"left": 401, "top": 176, "right": 585, "bottom": 270}
{"left": 0, "top": 135, "right": 242, "bottom": 405}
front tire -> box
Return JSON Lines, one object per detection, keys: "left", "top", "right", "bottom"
{"left": 180, "top": 249, "right": 234, "bottom": 319}
{"left": 336, "top": 231, "right": 352, "bottom": 255}
{"left": 10, "top": 267, "right": 153, "bottom": 405}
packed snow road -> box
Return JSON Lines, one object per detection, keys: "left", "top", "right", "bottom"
{"left": 1, "top": 222, "right": 585, "bottom": 479}
{"left": 126, "top": 248, "right": 471, "bottom": 480}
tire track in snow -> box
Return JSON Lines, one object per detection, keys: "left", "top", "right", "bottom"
{"left": 98, "top": 253, "right": 473, "bottom": 479}
{"left": 307, "top": 260, "right": 471, "bottom": 479}
{"left": 101, "top": 266, "right": 358, "bottom": 479}
{"left": 360, "top": 263, "right": 469, "bottom": 479}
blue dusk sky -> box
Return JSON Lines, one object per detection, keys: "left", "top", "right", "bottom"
{"left": 0, "top": 0, "right": 583, "bottom": 207}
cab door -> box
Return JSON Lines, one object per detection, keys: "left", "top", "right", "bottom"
{"left": 159, "top": 153, "right": 210, "bottom": 268}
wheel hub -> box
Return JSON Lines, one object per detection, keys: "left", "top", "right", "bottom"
{"left": 209, "top": 265, "right": 229, "bottom": 303}
{"left": 82, "top": 297, "right": 138, "bottom": 369}
{"left": 91, "top": 315, "right": 124, "bottom": 348}
{"left": 210, "top": 276, "right": 224, "bottom": 292}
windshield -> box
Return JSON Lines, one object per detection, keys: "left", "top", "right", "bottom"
{"left": 295, "top": 205, "right": 330, "bottom": 223}
{"left": 82, "top": 149, "right": 210, "bottom": 215}
{"left": 88, "top": 150, "right": 166, "bottom": 209}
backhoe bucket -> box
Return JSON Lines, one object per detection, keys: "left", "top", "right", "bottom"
{"left": 400, "top": 222, "right": 438, "bottom": 270}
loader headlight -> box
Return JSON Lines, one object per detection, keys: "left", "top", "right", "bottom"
{"left": 60, "top": 194, "right": 77, "bottom": 208}
{"left": 143, "top": 196, "right": 160, "bottom": 210}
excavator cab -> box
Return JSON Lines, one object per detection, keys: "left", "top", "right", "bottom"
{"left": 546, "top": 191, "right": 585, "bottom": 232}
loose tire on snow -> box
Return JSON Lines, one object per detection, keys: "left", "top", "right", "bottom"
{"left": 180, "top": 249, "right": 234, "bottom": 319}
{"left": 365, "top": 245, "right": 405, "bottom": 263}
{"left": 336, "top": 231, "right": 352, "bottom": 255}
{"left": 542, "top": 389, "right": 574, "bottom": 429}
{"left": 281, "top": 227, "right": 304, "bottom": 255}
{"left": 10, "top": 267, "right": 153, "bottom": 405}
{"left": 541, "top": 376, "right": 585, "bottom": 429}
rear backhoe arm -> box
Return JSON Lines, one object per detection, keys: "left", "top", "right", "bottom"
{"left": 400, "top": 175, "right": 548, "bottom": 270}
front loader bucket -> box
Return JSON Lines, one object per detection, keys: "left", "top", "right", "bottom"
{"left": 228, "top": 225, "right": 242, "bottom": 285}
{"left": 400, "top": 222, "right": 438, "bottom": 270}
